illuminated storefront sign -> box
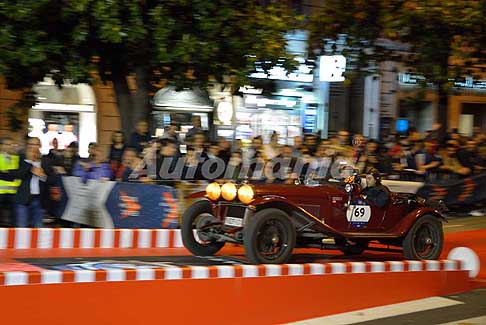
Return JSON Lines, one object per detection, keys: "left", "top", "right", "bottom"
{"left": 399, "top": 73, "right": 486, "bottom": 90}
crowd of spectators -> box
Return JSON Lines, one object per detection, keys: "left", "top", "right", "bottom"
{"left": 1, "top": 119, "right": 486, "bottom": 227}
{"left": 116, "top": 124, "right": 486, "bottom": 185}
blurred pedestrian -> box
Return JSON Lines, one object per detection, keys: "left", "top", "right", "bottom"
{"left": 0, "top": 137, "right": 47, "bottom": 227}
{"left": 224, "top": 150, "right": 243, "bottom": 181}
{"left": 457, "top": 138, "right": 477, "bottom": 171}
{"left": 118, "top": 147, "right": 146, "bottom": 182}
{"left": 157, "top": 138, "right": 180, "bottom": 186}
{"left": 416, "top": 140, "right": 442, "bottom": 180}
{"left": 357, "top": 139, "right": 382, "bottom": 173}
{"left": 183, "top": 147, "right": 202, "bottom": 181}
{"left": 474, "top": 144, "right": 486, "bottom": 174}
{"left": 109, "top": 131, "right": 126, "bottom": 177}
{"left": 163, "top": 123, "right": 182, "bottom": 156}
{"left": 244, "top": 136, "right": 264, "bottom": 162}
{"left": 271, "top": 145, "right": 298, "bottom": 184}
{"left": 304, "top": 134, "right": 319, "bottom": 155}
{"left": 292, "top": 136, "right": 304, "bottom": 158}
{"left": 335, "top": 130, "right": 353, "bottom": 157}
{"left": 62, "top": 142, "right": 80, "bottom": 176}
{"left": 191, "top": 133, "right": 206, "bottom": 158}
{"left": 439, "top": 141, "right": 471, "bottom": 180}
{"left": 73, "top": 143, "right": 113, "bottom": 182}
{"left": 42, "top": 137, "right": 67, "bottom": 220}
{"left": 263, "top": 131, "right": 280, "bottom": 161}
{"left": 129, "top": 120, "right": 151, "bottom": 153}
{"left": 0, "top": 137, "right": 20, "bottom": 226}
{"left": 186, "top": 115, "right": 204, "bottom": 141}
{"left": 311, "top": 140, "right": 333, "bottom": 180}
{"left": 217, "top": 136, "right": 231, "bottom": 164}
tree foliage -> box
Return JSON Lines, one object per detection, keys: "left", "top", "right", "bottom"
{"left": 307, "top": 0, "right": 486, "bottom": 132}
{"left": 0, "top": 0, "right": 296, "bottom": 132}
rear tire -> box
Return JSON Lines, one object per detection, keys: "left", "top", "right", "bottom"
{"left": 181, "top": 200, "right": 225, "bottom": 256}
{"left": 402, "top": 215, "right": 443, "bottom": 260}
{"left": 244, "top": 208, "right": 296, "bottom": 264}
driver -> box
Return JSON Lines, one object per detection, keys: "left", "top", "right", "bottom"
{"left": 360, "top": 168, "right": 389, "bottom": 208}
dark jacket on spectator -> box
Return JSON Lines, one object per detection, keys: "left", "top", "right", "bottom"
{"left": 0, "top": 157, "right": 50, "bottom": 205}
{"left": 129, "top": 132, "right": 151, "bottom": 153}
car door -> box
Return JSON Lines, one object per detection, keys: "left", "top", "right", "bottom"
{"left": 326, "top": 188, "right": 385, "bottom": 231}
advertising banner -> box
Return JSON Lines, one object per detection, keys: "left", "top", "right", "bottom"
{"left": 106, "top": 182, "right": 178, "bottom": 229}
{"left": 416, "top": 174, "right": 486, "bottom": 207}
{"left": 60, "top": 177, "right": 179, "bottom": 228}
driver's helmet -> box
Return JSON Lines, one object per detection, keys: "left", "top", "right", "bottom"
{"left": 366, "top": 167, "right": 381, "bottom": 181}
{"left": 365, "top": 167, "right": 381, "bottom": 185}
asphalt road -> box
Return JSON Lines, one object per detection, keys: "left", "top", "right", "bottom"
{"left": 354, "top": 289, "right": 486, "bottom": 325}
{"left": 444, "top": 215, "right": 486, "bottom": 233}
{"left": 291, "top": 290, "right": 486, "bottom": 325}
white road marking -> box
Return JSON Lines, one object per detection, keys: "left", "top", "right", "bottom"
{"left": 286, "top": 297, "right": 463, "bottom": 325}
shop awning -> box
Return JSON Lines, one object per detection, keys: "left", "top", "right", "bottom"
{"left": 153, "top": 86, "right": 213, "bottom": 112}
{"left": 32, "top": 78, "right": 96, "bottom": 112}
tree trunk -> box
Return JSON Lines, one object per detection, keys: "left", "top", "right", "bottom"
{"left": 437, "top": 82, "right": 449, "bottom": 142}
{"left": 111, "top": 68, "right": 134, "bottom": 138}
{"left": 132, "top": 65, "right": 152, "bottom": 124}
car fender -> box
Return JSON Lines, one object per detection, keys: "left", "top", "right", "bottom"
{"left": 184, "top": 194, "right": 218, "bottom": 217}
{"left": 187, "top": 191, "right": 206, "bottom": 199}
{"left": 391, "top": 207, "right": 446, "bottom": 237}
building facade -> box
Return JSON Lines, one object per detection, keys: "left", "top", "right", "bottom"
{"left": 0, "top": 77, "right": 122, "bottom": 156}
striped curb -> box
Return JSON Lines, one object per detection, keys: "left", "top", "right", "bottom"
{"left": 0, "top": 228, "right": 183, "bottom": 250}
{"left": 0, "top": 260, "right": 465, "bottom": 286}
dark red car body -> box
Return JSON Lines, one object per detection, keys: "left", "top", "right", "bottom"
{"left": 183, "top": 181, "right": 446, "bottom": 263}
{"left": 190, "top": 182, "right": 443, "bottom": 239}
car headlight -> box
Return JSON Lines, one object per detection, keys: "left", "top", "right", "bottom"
{"left": 206, "top": 182, "right": 221, "bottom": 201}
{"left": 345, "top": 183, "right": 352, "bottom": 193}
{"left": 221, "top": 182, "right": 237, "bottom": 201}
{"left": 238, "top": 184, "right": 255, "bottom": 204}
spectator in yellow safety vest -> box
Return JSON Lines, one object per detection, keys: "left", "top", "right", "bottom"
{"left": 0, "top": 137, "right": 48, "bottom": 227}
{"left": 0, "top": 137, "right": 20, "bottom": 226}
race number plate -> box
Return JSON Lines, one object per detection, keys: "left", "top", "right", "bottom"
{"left": 346, "top": 204, "right": 371, "bottom": 226}
{"left": 224, "top": 217, "right": 243, "bottom": 227}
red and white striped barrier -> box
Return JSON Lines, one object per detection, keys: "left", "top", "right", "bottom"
{"left": 0, "top": 260, "right": 464, "bottom": 286}
{"left": 0, "top": 228, "right": 183, "bottom": 250}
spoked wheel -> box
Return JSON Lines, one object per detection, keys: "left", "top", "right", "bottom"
{"left": 335, "top": 238, "right": 369, "bottom": 256}
{"left": 243, "top": 209, "right": 296, "bottom": 264}
{"left": 181, "top": 200, "right": 225, "bottom": 256}
{"left": 402, "top": 215, "right": 443, "bottom": 260}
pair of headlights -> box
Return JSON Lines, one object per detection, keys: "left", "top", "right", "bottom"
{"left": 206, "top": 182, "right": 254, "bottom": 204}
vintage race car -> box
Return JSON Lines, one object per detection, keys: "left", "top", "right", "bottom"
{"left": 181, "top": 176, "right": 445, "bottom": 264}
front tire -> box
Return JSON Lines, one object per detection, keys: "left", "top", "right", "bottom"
{"left": 243, "top": 208, "right": 296, "bottom": 264}
{"left": 181, "top": 200, "right": 225, "bottom": 256}
{"left": 402, "top": 215, "right": 443, "bottom": 260}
